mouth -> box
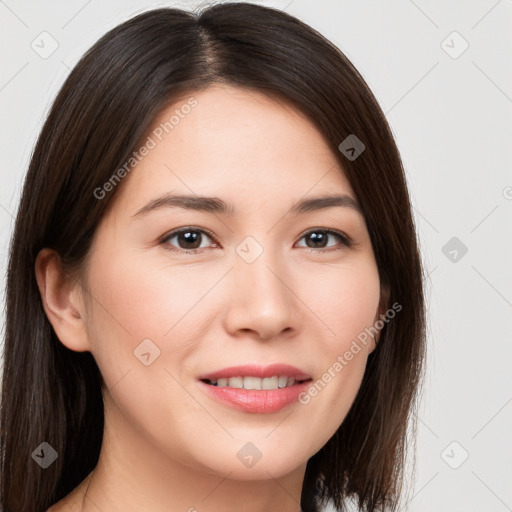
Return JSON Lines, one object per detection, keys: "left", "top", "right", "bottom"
{"left": 200, "top": 375, "right": 312, "bottom": 390}
{"left": 198, "top": 375, "right": 312, "bottom": 414}
{"left": 197, "top": 364, "right": 313, "bottom": 413}
{"left": 197, "top": 363, "right": 312, "bottom": 389}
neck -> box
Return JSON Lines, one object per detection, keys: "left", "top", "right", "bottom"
{"left": 78, "top": 393, "right": 307, "bottom": 512}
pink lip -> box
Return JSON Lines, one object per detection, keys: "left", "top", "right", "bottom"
{"left": 197, "top": 363, "right": 311, "bottom": 381}
{"left": 197, "top": 364, "right": 313, "bottom": 414}
{"left": 197, "top": 379, "right": 312, "bottom": 414}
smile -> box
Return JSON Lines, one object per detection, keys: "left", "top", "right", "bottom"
{"left": 203, "top": 375, "right": 307, "bottom": 390}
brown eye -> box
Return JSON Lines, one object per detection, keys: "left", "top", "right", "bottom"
{"left": 296, "top": 229, "right": 352, "bottom": 251}
{"left": 161, "top": 227, "right": 218, "bottom": 254}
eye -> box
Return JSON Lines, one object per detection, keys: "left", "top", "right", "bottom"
{"left": 160, "top": 226, "right": 352, "bottom": 255}
{"left": 295, "top": 228, "right": 352, "bottom": 252}
{"left": 160, "top": 227, "right": 219, "bottom": 254}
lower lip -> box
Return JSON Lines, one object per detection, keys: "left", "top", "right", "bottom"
{"left": 197, "top": 379, "right": 312, "bottom": 414}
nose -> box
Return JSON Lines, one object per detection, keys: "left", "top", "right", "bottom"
{"left": 223, "top": 248, "right": 300, "bottom": 341}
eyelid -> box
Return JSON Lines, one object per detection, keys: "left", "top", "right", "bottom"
{"left": 159, "top": 226, "right": 219, "bottom": 250}
{"left": 299, "top": 228, "right": 353, "bottom": 249}
{"left": 159, "top": 226, "right": 353, "bottom": 253}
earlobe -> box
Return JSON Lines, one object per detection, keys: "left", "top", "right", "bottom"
{"left": 34, "top": 248, "right": 91, "bottom": 352}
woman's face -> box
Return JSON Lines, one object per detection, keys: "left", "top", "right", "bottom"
{"left": 78, "top": 84, "right": 381, "bottom": 480}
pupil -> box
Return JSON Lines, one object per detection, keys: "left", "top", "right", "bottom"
{"left": 307, "top": 232, "right": 326, "bottom": 248}
{"left": 177, "top": 231, "right": 328, "bottom": 250}
{"left": 179, "top": 231, "right": 201, "bottom": 249}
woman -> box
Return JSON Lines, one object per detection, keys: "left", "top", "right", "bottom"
{"left": 0, "top": 3, "right": 426, "bottom": 511}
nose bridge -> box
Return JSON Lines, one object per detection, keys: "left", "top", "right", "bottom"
{"left": 225, "top": 238, "right": 298, "bottom": 339}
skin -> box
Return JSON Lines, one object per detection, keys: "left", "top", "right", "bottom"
{"left": 37, "top": 84, "right": 383, "bottom": 512}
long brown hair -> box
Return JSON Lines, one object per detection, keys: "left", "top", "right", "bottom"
{"left": 0, "top": 3, "right": 426, "bottom": 511}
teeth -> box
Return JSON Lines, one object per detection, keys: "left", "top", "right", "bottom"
{"left": 208, "top": 375, "right": 298, "bottom": 390}
{"left": 244, "top": 376, "right": 262, "bottom": 390}
{"left": 227, "top": 376, "right": 243, "bottom": 388}
{"left": 261, "top": 376, "right": 278, "bottom": 390}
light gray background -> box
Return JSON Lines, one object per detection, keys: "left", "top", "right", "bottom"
{"left": 1, "top": 1, "right": 511, "bottom": 511}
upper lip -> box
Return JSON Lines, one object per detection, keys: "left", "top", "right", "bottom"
{"left": 198, "top": 364, "right": 312, "bottom": 381}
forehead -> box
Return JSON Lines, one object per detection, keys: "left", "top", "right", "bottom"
{"left": 112, "top": 84, "right": 356, "bottom": 215}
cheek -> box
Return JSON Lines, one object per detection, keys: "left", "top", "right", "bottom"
{"left": 82, "top": 247, "right": 223, "bottom": 383}
{"left": 87, "top": 246, "right": 198, "bottom": 332}
{"left": 324, "top": 259, "right": 381, "bottom": 380}
{"left": 295, "top": 259, "right": 380, "bottom": 446}
{"left": 308, "top": 257, "right": 381, "bottom": 348}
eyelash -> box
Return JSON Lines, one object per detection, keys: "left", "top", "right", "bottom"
{"left": 159, "top": 226, "right": 353, "bottom": 255}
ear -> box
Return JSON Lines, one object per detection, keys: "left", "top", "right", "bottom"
{"left": 35, "top": 248, "right": 91, "bottom": 352}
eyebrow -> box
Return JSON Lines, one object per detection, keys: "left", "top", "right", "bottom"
{"left": 132, "top": 193, "right": 363, "bottom": 218}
